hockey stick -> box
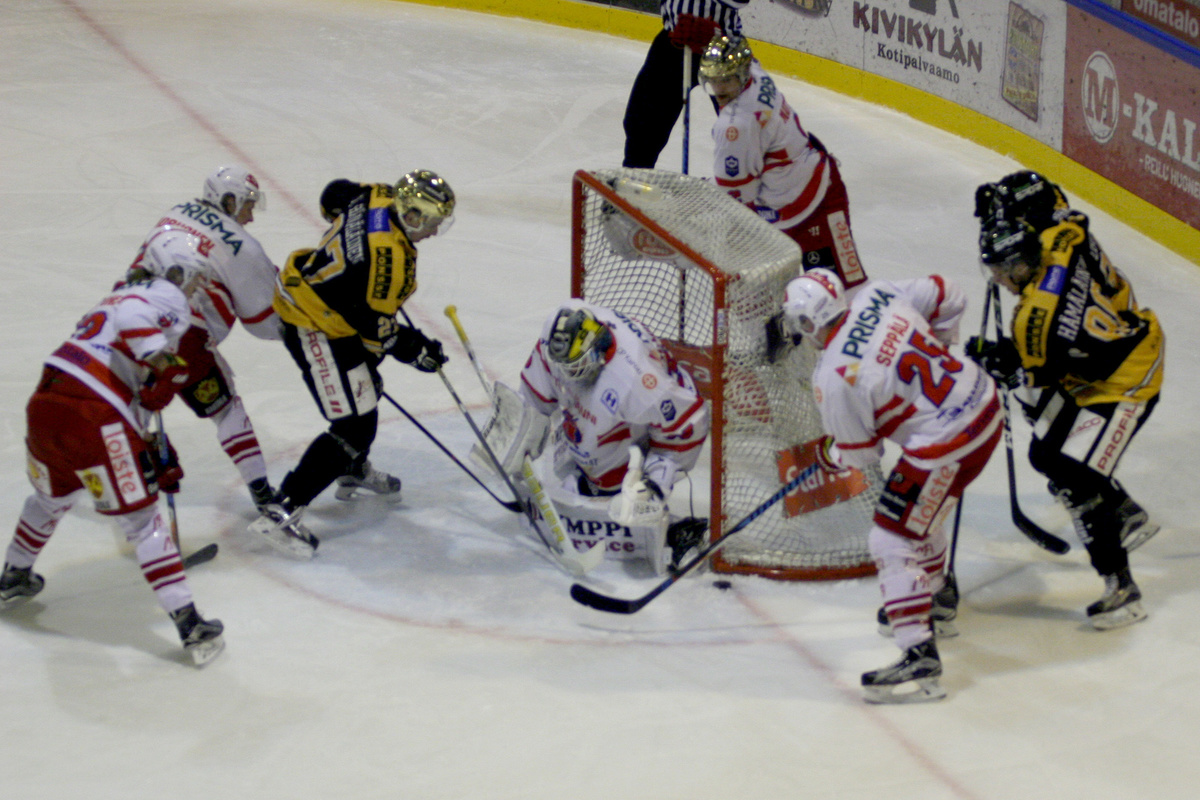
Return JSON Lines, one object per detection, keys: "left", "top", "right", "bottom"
{"left": 379, "top": 391, "right": 522, "bottom": 513}
{"left": 444, "top": 305, "right": 493, "bottom": 400}
{"left": 682, "top": 46, "right": 692, "bottom": 174}
{"left": 987, "top": 283, "right": 1070, "bottom": 554}
{"left": 523, "top": 455, "right": 606, "bottom": 576}
{"left": 152, "top": 413, "right": 219, "bottom": 569}
{"left": 570, "top": 461, "right": 822, "bottom": 614}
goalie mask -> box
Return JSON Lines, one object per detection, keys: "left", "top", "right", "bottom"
{"left": 394, "top": 169, "right": 456, "bottom": 240}
{"left": 781, "top": 269, "right": 846, "bottom": 344}
{"left": 138, "top": 229, "right": 212, "bottom": 297}
{"left": 699, "top": 34, "right": 753, "bottom": 104}
{"left": 546, "top": 306, "right": 615, "bottom": 384}
{"left": 203, "top": 165, "right": 264, "bottom": 221}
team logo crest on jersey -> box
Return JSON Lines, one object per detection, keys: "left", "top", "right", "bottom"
{"left": 642, "top": 374, "right": 657, "bottom": 390}
{"left": 562, "top": 411, "right": 582, "bottom": 444}
{"left": 157, "top": 312, "right": 179, "bottom": 328}
{"left": 836, "top": 363, "right": 859, "bottom": 386}
{"left": 724, "top": 156, "right": 740, "bottom": 177}
{"left": 725, "top": 126, "right": 739, "bottom": 142}
{"left": 660, "top": 399, "right": 677, "bottom": 422}
{"left": 601, "top": 388, "right": 619, "bottom": 414}
{"left": 192, "top": 377, "right": 221, "bottom": 405}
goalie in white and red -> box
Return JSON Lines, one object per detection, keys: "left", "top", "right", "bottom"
{"left": 484, "top": 300, "right": 710, "bottom": 574}
{"left": 780, "top": 269, "right": 1001, "bottom": 703}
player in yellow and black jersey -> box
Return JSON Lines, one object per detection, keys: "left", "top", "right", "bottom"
{"left": 968, "top": 170, "right": 1163, "bottom": 630}
{"left": 247, "top": 171, "right": 456, "bottom": 557}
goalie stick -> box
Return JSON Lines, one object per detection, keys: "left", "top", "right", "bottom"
{"left": 444, "top": 305, "right": 493, "bottom": 400}
{"left": 985, "top": 283, "right": 1070, "bottom": 555}
{"left": 570, "top": 461, "right": 823, "bottom": 614}
{"left": 434, "top": 307, "right": 603, "bottom": 576}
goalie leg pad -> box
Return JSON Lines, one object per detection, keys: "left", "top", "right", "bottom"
{"left": 471, "top": 383, "right": 549, "bottom": 479}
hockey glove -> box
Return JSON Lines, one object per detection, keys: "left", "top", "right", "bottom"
{"left": 668, "top": 14, "right": 719, "bottom": 53}
{"left": 765, "top": 311, "right": 800, "bottom": 364}
{"left": 138, "top": 354, "right": 189, "bottom": 412}
{"left": 609, "top": 476, "right": 667, "bottom": 528}
{"left": 965, "top": 336, "right": 1023, "bottom": 389}
{"left": 390, "top": 327, "right": 448, "bottom": 373}
{"left": 141, "top": 437, "right": 183, "bottom": 494}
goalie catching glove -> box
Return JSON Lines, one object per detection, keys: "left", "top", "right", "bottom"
{"left": 965, "top": 336, "right": 1022, "bottom": 389}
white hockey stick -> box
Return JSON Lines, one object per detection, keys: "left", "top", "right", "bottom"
{"left": 523, "top": 455, "right": 605, "bottom": 576}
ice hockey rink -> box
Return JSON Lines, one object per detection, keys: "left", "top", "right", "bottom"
{"left": 3, "top": 0, "right": 1199, "bottom": 797}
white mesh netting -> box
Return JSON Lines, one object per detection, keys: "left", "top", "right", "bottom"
{"left": 572, "top": 168, "right": 880, "bottom": 579}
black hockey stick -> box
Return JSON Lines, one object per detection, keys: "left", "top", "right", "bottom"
{"left": 153, "top": 413, "right": 220, "bottom": 569}
{"left": 987, "top": 283, "right": 1070, "bottom": 555}
{"left": 570, "top": 461, "right": 821, "bottom": 614}
{"left": 380, "top": 391, "right": 523, "bottom": 513}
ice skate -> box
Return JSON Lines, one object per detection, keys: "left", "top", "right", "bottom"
{"left": 1117, "top": 498, "right": 1160, "bottom": 552}
{"left": 1087, "top": 568, "right": 1147, "bottom": 630}
{"left": 248, "top": 500, "right": 318, "bottom": 558}
{"left": 171, "top": 603, "right": 225, "bottom": 667}
{"left": 335, "top": 459, "right": 401, "bottom": 501}
{"left": 248, "top": 477, "right": 275, "bottom": 513}
{"left": 877, "top": 576, "right": 959, "bottom": 638}
{"left": 666, "top": 517, "right": 708, "bottom": 574}
{"left": 0, "top": 564, "right": 45, "bottom": 607}
{"left": 862, "top": 639, "right": 946, "bottom": 704}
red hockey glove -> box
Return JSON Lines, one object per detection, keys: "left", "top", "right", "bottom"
{"left": 138, "top": 355, "right": 189, "bottom": 411}
{"left": 669, "top": 14, "right": 719, "bottom": 54}
{"left": 156, "top": 438, "right": 184, "bottom": 494}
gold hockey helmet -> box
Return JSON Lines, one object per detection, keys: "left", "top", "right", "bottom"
{"left": 394, "top": 169, "right": 456, "bottom": 240}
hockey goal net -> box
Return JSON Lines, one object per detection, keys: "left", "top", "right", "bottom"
{"left": 571, "top": 168, "right": 880, "bottom": 580}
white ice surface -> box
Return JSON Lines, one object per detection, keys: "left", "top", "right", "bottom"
{"left": 2, "top": 1, "right": 1199, "bottom": 798}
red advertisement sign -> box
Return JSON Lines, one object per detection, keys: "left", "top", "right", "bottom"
{"left": 776, "top": 438, "right": 870, "bottom": 517}
{"left": 1064, "top": 6, "right": 1200, "bottom": 229}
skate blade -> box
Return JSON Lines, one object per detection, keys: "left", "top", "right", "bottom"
{"left": 186, "top": 634, "right": 226, "bottom": 667}
{"left": 248, "top": 518, "right": 318, "bottom": 559}
{"left": 334, "top": 484, "right": 402, "bottom": 501}
{"left": 1089, "top": 600, "right": 1148, "bottom": 630}
{"left": 1123, "top": 523, "right": 1161, "bottom": 552}
{"left": 862, "top": 677, "right": 947, "bottom": 704}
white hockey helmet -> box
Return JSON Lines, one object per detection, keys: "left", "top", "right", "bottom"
{"left": 394, "top": 169, "right": 456, "bottom": 240}
{"left": 202, "top": 165, "right": 264, "bottom": 218}
{"left": 546, "top": 305, "right": 615, "bottom": 384}
{"left": 782, "top": 269, "right": 847, "bottom": 343}
{"left": 139, "top": 229, "right": 212, "bottom": 297}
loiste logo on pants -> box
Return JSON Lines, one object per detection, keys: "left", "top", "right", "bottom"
{"left": 905, "top": 462, "right": 959, "bottom": 537}
{"left": 101, "top": 421, "right": 146, "bottom": 506}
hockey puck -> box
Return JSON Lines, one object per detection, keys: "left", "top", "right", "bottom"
{"left": 713, "top": 580, "right": 733, "bottom": 590}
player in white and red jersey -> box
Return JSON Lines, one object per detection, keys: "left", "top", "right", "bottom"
{"left": 700, "top": 34, "right": 868, "bottom": 290}
{"left": 780, "top": 269, "right": 1001, "bottom": 703}
{"left": 136, "top": 165, "right": 281, "bottom": 510}
{"left": 517, "top": 300, "right": 710, "bottom": 570}
{"left": 0, "top": 231, "right": 225, "bottom": 666}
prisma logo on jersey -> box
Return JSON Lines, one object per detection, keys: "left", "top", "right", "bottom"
{"left": 1082, "top": 51, "right": 1119, "bottom": 145}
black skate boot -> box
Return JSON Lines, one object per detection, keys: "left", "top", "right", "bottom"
{"left": 248, "top": 495, "right": 318, "bottom": 558}
{"left": 171, "top": 603, "right": 225, "bottom": 667}
{"left": 335, "top": 459, "right": 401, "bottom": 501}
{"left": 862, "top": 639, "right": 946, "bottom": 704}
{"left": 0, "top": 563, "right": 45, "bottom": 607}
{"left": 666, "top": 517, "right": 708, "bottom": 574}
{"left": 248, "top": 477, "right": 275, "bottom": 513}
{"left": 1087, "top": 567, "right": 1147, "bottom": 630}
{"left": 877, "top": 574, "right": 959, "bottom": 638}
{"left": 1116, "top": 498, "right": 1160, "bottom": 552}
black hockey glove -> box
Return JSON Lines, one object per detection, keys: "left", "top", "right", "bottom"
{"left": 965, "top": 336, "right": 1023, "bottom": 389}
{"left": 764, "top": 311, "right": 799, "bottom": 364}
{"left": 390, "top": 326, "right": 447, "bottom": 373}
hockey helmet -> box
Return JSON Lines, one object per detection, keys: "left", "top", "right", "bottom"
{"left": 699, "top": 34, "right": 753, "bottom": 101}
{"left": 979, "top": 216, "right": 1042, "bottom": 289}
{"left": 139, "top": 229, "right": 212, "bottom": 297}
{"left": 781, "top": 268, "right": 847, "bottom": 344}
{"left": 974, "top": 170, "right": 1067, "bottom": 227}
{"left": 203, "top": 165, "right": 264, "bottom": 221}
{"left": 394, "top": 169, "right": 456, "bottom": 240}
{"left": 546, "top": 305, "right": 615, "bottom": 384}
